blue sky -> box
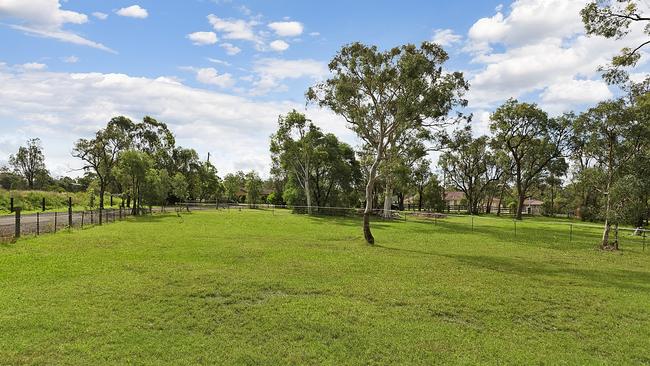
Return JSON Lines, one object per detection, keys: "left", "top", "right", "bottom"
{"left": 0, "top": 0, "right": 644, "bottom": 177}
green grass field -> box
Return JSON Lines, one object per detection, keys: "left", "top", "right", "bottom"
{"left": 1, "top": 209, "right": 649, "bottom": 365}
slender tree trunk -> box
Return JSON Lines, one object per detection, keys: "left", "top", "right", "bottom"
{"left": 364, "top": 154, "right": 381, "bottom": 245}
{"left": 418, "top": 188, "right": 423, "bottom": 211}
{"left": 304, "top": 166, "right": 311, "bottom": 214}
{"left": 601, "top": 177, "right": 613, "bottom": 249}
{"left": 516, "top": 192, "right": 525, "bottom": 221}
{"left": 383, "top": 184, "right": 392, "bottom": 219}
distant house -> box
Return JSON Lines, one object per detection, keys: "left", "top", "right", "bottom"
{"left": 444, "top": 191, "right": 465, "bottom": 208}
{"left": 523, "top": 199, "right": 544, "bottom": 215}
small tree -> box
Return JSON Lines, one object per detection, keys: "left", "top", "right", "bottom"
{"left": 9, "top": 138, "right": 47, "bottom": 190}
{"left": 114, "top": 150, "right": 153, "bottom": 215}
{"left": 245, "top": 171, "right": 263, "bottom": 208}
{"left": 439, "top": 126, "right": 504, "bottom": 215}
{"left": 171, "top": 173, "right": 189, "bottom": 204}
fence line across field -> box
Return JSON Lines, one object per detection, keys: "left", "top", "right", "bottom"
{"left": 3, "top": 201, "right": 647, "bottom": 251}
{"left": 178, "top": 201, "right": 649, "bottom": 251}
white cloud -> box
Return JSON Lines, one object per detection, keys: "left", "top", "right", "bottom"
{"left": 208, "top": 14, "right": 259, "bottom": 42}
{"left": 540, "top": 79, "right": 613, "bottom": 114}
{"left": 0, "top": 0, "right": 114, "bottom": 52}
{"left": 250, "top": 58, "right": 328, "bottom": 95}
{"left": 21, "top": 62, "right": 47, "bottom": 71}
{"left": 268, "top": 21, "right": 304, "bottom": 37}
{"left": 194, "top": 67, "right": 235, "bottom": 88}
{"left": 187, "top": 31, "right": 218, "bottom": 46}
{"left": 207, "top": 58, "right": 231, "bottom": 66}
{"left": 269, "top": 40, "right": 289, "bottom": 52}
{"left": 92, "top": 12, "right": 108, "bottom": 20}
{"left": 62, "top": 55, "right": 79, "bottom": 63}
{"left": 115, "top": 5, "right": 148, "bottom": 19}
{"left": 220, "top": 42, "right": 241, "bottom": 55}
{"left": 309, "top": 32, "right": 320, "bottom": 37}
{"left": 432, "top": 29, "right": 462, "bottom": 47}
{"left": 464, "top": 0, "right": 647, "bottom": 113}
{"left": 0, "top": 67, "right": 351, "bottom": 176}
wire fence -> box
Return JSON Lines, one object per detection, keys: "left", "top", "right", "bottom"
{"left": 4, "top": 200, "right": 648, "bottom": 251}
{"left": 0, "top": 206, "right": 160, "bottom": 243}
{"left": 178, "top": 202, "right": 650, "bottom": 251}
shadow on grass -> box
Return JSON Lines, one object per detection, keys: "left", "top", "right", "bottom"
{"left": 373, "top": 242, "right": 650, "bottom": 292}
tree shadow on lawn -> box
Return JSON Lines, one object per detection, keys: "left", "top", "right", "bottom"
{"left": 375, "top": 243, "right": 650, "bottom": 292}
{"left": 303, "top": 213, "right": 395, "bottom": 229}
{"left": 403, "top": 218, "right": 614, "bottom": 252}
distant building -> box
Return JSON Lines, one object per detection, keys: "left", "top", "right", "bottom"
{"left": 444, "top": 191, "right": 465, "bottom": 208}
{"left": 523, "top": 199, "right": 544, "bottom": 215}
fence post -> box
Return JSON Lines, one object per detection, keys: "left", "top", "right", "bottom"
{"left": 14, "top": 208, "right": 21, "bottom": 240}
{"left": 10, "top": 197, "right": 14, "bottom": 213}
{"left": 68, "top": 197, "right": 73, "bottom": 230}
{"left": 81, "top": 211, "right": 85, "bottom": 229}
{"left": 99, "top": 207, "right": 103, "bottom": 225}
{"left": 37, "top": 212, "right": 40, "bottom": 235}
{"left": 514, "top": 220, "right": 517, "bottom": 237}
{"left": 54, "top": 211, "right": 58, "bottom": 233}
{"left": 90, "top": 209, "right": 94, "bottom": 224}
{"left": 471, "top": 215, "right": 474, "bottom": 232}
{"left": 42, "top": 197, "right": 46, "bottom": 212}
{"left": 119, "top": 207, "right": 122, "bottom": 220}
{"left": 643, "top": 230, "right": 646, "bottom": 251}
{"left": 570, "top": 224, "right": 573, "bottom": 242}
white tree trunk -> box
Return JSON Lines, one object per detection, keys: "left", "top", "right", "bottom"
{"left": 383, "top": 184, "right": 392, "bottom": 219}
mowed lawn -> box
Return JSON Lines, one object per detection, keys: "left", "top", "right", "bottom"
{"left": 1, "top": 210, "right": 650, "bottom": 365}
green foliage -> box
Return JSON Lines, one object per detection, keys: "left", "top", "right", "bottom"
{"left": 245, "top": 171, "right": 263, "bottom": 207}
{"left": 9, "top": 138, "right": 48, "bottom": 190}
{"left": 171, "top": 173, "right": 189, "bottom": 202}
{"left": 490, "top": 99, "right": 570, "bottom": 220}
{"left": 308, "top": 41, "right": 468, "bottom": 243}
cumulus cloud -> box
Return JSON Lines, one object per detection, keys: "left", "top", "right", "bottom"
{"left": 269, "top": 40, "right": 289, "bottom": 52}
{"left": 61, "top": 56, "right": 79, "bottom": 63}
{"left": 92, "top": 12, "right": 108, "bottom": 20}
{"left": 432, "top": 29, "right": 462, "bottom": 47}
{"left": 21, "top": 62, "right": 47, "bottom": 71}
{"left": 250, "top": 58, "right": 328, "bottom": 95}
{"left": 268, "top": 21, "right": 304, "bottom": 37}
{"left": 464, "top": 0, "right": 645, "bottom": 114}
{"left": 220, "top": 42, "right": 242, "bottom": 55}
{"left": 0, "top": 67, "right": 351, "bottom": 176}
{"left": 115, "top": 5, "right": 148, "bottom": 19}
{"left": 208, "top": 14, "right": 259, "bottom": 42}
{"left": 194, "top": 67, "right": 235, "bottom": 88}
{"left": 0, "top": 0, "right": 114, "bottom": 52}
{"left": 187, "top": 31, "right": 218, "bottom": 46}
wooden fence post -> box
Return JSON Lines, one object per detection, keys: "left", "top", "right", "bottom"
{"left": 37, "top": 212, "right": 40, "bottom": 235}
{"left": 10, "top": 197, "right": 14, "bottom": 213}
{"left": 14, "top": 208, "right": 21, "bottom": 239}
{"left": 54, "top": 212, "right": 58, "bottom": 233}
{"left": 68, "top": 197, "right": 73, "bottom": 230}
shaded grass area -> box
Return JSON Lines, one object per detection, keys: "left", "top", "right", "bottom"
{"left": 1, "top": 209, "right": 650, "bottom": 365}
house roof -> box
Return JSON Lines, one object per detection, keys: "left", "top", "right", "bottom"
{"left": 445, "top": 191, "right": 465, "bottom": 201}
{"left": 524, "top": 199, "right": 544, "bottom": 206}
